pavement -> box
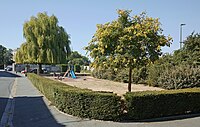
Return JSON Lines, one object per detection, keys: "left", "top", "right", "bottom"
{"left": 2, "top": 71, "right": 200, "bottom": 127}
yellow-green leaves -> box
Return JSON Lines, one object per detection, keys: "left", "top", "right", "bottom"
{"left": 85, "top": 9, "right": 172, "bottom": 69}
{"left": 16, "top": 12, "right": 71, "bottom": 64}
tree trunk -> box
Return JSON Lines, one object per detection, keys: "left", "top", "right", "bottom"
{"left": 38, "top": 63, "right": 42, "bottom": 75}
{"left": 128, "top": 66, "right": 132, "bottom": 92}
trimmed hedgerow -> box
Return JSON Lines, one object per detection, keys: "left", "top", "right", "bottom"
{"left": 124, "top": 89, "right": 200, "bottom": 120}
{"left": 27, "top": 73, "right": 123, "bottom": 121}
{"left": 27, "top": 73, "right": 200, "bottom": 121}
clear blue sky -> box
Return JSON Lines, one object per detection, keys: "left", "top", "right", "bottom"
{"left": 0, "top": 0, "right": 200, "bottom": 55}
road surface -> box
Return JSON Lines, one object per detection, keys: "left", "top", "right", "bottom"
{"left": 0, "top": 70, "right": 19, "bottom": 125}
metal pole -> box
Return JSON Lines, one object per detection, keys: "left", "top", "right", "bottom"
{"left": 180, "top": 23, "right": 186, "bottom": 49}
{"left": 180, "top": 25, "right": 182, "bottom": 48}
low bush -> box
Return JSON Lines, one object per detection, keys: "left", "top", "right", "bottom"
{"left": 92, "top": 67, "right": 146, "bottom": 83}
{"left": 147, "top": 63, "right": 200, "bottom": 89}
{"left": 124, "top": 88, "right": 200, "bottom": 120}
{"left": 74, "top": 64, "right": 81, "bottom": 73}
{"left": 59, "top": 64, "right": 68, "bottom": 72}
{"left": 157, "top": 65, "right": 200, "bottom": 89}
{"left": 27, "top": 73, "right": 123, "bottom": 121}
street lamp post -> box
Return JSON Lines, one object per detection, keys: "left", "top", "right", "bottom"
{"left": 180, "top": 23, "right": 186, "bottom": 49}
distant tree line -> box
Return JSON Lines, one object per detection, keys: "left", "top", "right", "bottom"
{"left": 0, "top": 45, "right": 13, "bottom": 68}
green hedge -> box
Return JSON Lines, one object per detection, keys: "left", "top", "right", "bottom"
{"left": 27, "top": 73, "right": 123, "bottom": 121}
{"left": 27, "top": 73, "right": 200, "bottom": 121}
{"left": 124, "top": 89, "right": 200, "bottom": 120}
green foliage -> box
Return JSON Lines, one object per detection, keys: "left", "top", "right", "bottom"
{"left": 147, "top": 54, "right": 173, "bottom": 87}
{"left": 0, "top": 45, "right": 13, "bottom": 65}
{"left": 92, "top": 67, "right": 126, "bottom": 82}
{"left": 27, "top": 73, "right": 123, "bottom": 121}
{"left": 170, "top": 33, "right": 200, "bottom": 66}
{"left": 67, "top": 51, "right": 90, "bottom": 66}
{"left": 28, "top": 73, "right": 200, "bottom": 121}
{"left": 59, "top": 64, "right": 68, "bottom": 72}
{"left": 85, "top": 9, "right": 172, "bottom": 91}
{"left": 147, "top": 33, "right": 200, "bottom": 89}
{"left": 114, "top": 69, "right": 129, "bottom": 83}
{"left": 157, "top": 65, "right": 200, "bottom": 89}
{"left": 183, "top": 32, "right": 200, "bottom": 65}
{"left": 147, "top": 60, "right": 200, "bottom": 89}
{"left": 92, "top": 67, "right": 147, "bottom": 84}
{"left": 124, "top": 88, "right": 200, "bottom": 120}
{"left": 74, "top": 64, "right": 81, "bottom": 73}
{"left": 0, "top": 45, "right": 7, "bottom": 65}
{"left": 15, "top": 12, "right": 71, "bottom": 64}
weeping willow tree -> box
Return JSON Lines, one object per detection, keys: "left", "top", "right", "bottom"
{"left": 15, "top": 12, "right": 71, "bottom": 73}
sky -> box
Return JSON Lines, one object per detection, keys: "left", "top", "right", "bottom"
{"left": 0, "top": 0, "right": 200, "bottom": 56}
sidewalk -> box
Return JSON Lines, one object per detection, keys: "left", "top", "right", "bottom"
{"left": 12, "top": 75, "right": 200, "bottom": 127}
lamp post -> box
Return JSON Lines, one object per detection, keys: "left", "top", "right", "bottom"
{"left": 180, "top": 23, "right": 186, "bottom": 49}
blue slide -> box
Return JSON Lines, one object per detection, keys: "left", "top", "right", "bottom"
{"left": 70, "top": 70, "right": 76, "bottom": 79}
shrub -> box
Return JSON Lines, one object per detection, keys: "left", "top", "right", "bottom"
{"left": 74, "top": 64, "right": 81, "bottom": 73}
{"left": 27, "top": 73, "right": 123, "bottom": 121}
{"left": 146, "top": 62, "right": 171, "bottom": 87}
{"left": 124, "top": 88, "right": 200, "bottom": 120}
{"left": 146, "top": 58, "right": 200, "bottom": 89}
{"left": 154, "top": 65, "right": 200, "bottom": 89}
{"left": 59, "top": 64, "right": 68, "bottom": 72}
{"left": 114, "top": 69, "right": 129, "bottom": 83}
{"left": 28, "top": 73, "right": 200, "bottom": 121}
{"left": 91, "top": 67, "right": 105, "bottom": 79}
{"left": 54, "top": 89, "right": 123, "bottom": 120}
{"left": 92, "top": 67, "right": 116, "bottom": 81}
{"left": 92, "top": 67, "right": 146, "bottom": 83}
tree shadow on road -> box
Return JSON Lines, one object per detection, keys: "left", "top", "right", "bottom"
{"left": 0, "top": 71, "right": 21, "bottom": 78}
{"left": 13, "top": 96, "right": 65, "bottom": 127}
{"left": 0, "top": 97, "right": 9, "bottom": 119}
{"left": 120, "top": 113, "right": 200, "bottom": 123}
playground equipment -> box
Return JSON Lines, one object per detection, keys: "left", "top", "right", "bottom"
{"left": 70, "top": 70, "right": 76, "bottom": 79}
{"left": 63, "top": 70, "right": 76, "bottom": 79}
{"left": 63, "top": 64, "right": 76, "bottom": 79}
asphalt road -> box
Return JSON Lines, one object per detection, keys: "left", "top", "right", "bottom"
{"left": 0, "top": 70, "right": 19, "bottom": 120}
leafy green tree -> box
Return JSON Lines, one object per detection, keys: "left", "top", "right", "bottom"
{"left": 171, "top": 32, "right": 200, "bottom": 66}
{"left": 0, "top": 45, "right": 13, "bottom": 67}
{"left": 15, "top": 12, "right": 71, "bottom": 73}
{"left": 0, "top": 45, "right": 6, "bottom": 66}
{"left": 67, "top": 51, "right": 90, "bottom": 66}
{"left": 147, "top": 32, "right": 200, "bottom": 89}
{"left": 4, "top": 49, "right": 13, "bottom": 65}
{"left": 85, "top": 10, "right": 172, "bottom": 92}
{"left": 183, "top": 32, "right": 200, "bottom": 65}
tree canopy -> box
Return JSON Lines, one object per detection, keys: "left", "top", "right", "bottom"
{"left": 67, "top": 51, "right": 90, "bottom": 66}
{"left": 147, "top": 32, "right": 200, "bottom": 89}
{"left": 15, "top": 12, "right": 71, "bottom": 65}
{"left": 85, "top": 10, "right": 172, "bottom": 91}
{"left": 0, "top": 45, "right": 13, "bottom": 66}
{"left": 0, "top": 45, "right": 6, "bottom": 65}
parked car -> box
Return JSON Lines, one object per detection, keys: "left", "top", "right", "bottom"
{"left": 30, "top": 69, "right": 37, "bottom": 74}
{"left": 42, "top": 68, "right": 48, "bottom": 74}
{"left": 21, "top": 68, "right": 47, "bottom": 74}
{"left": 21, "top": 70, "right": 27, "bottom": 74}
{"left": 5, "top": 67, "right": 12, "bottom": 71}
